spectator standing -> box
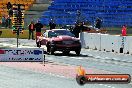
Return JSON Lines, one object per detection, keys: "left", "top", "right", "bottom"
{"left": 8, "top": 8, "right": 13, "bottom": 17}
{"left": 79, "top": 22, "right": 85, "bottom": 32}
{"left": 28, "top": 21, "right": 35, "bottom": 40}
{"left": 5, "top": 17, "right": 8, "bottom": 28}
{"left": 79, "top": 22, "right": 87, "bottom": 47}
{"left": 95, "top": 18, "right": 102, "bottom": 29}
{"left": 35, "top": 20, "right": 43, "bottom": 42}
{"left": 1, "top": 15, "right": 6, "bottom": 27}
{"left": 122, "top": 25, "right": 127, "bottom": 36}
{"left": 6, "top": 16, "right": 11, "bottom": 28}
{"left": 76, "top": 10, "right": 81, "bottom": 23}
{"left": 73, "top": 23, "right": 80, "bottom": 38}
{"left": 6, "top": 2, "right": 12, "bottom": 10}
{"left": 49, "top": 21, "right": 56, "bottom": 30}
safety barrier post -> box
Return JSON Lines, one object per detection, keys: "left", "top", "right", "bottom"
{"left": 43, "top": 55, "right": 45, "bottom": 66}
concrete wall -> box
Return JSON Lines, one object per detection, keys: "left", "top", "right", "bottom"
{"left": 81, "top": 32, "right": 132, "bottom": 55}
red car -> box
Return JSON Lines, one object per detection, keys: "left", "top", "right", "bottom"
{"left": 37, "top": 29, "right": 81, "bottom": 55}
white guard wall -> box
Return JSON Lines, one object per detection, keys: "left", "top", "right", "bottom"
{"left": 81, "top": 32, "right": 132, "bottom": 55}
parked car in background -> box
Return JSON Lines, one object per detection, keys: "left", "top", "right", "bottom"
{"left": 37, "top": 29, "right": 81, "bottom": 55}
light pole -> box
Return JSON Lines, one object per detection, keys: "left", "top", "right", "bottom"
{"left": 17, "top": 27, "right": 19, "bottom": 48}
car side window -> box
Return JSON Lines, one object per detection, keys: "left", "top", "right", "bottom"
{"left": 48, "top": 31, "right": 53, "bottom": 38}
{"left": 48, "top": 31, "right": 58, "bottom": 38}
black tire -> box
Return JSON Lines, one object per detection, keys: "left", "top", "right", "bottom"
{"left": 47, "top": 44, "right": 50, "bottom": 54}
{"left": 50, "top": 47, "right": 55, "bottom": 55}
{"left": 47, "top": 45, "right": 55, "bottom": 55}
{"left": 75, "top": 50, "right": 81, "bottom": 56}
{"left": 37, "top": 41, "right": 41, "bottom": 47}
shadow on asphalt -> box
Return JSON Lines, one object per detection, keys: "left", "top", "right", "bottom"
{"left": 45, "top": 51, "right": 94, "bottom": 58}
{"left": 52, "top": 53, "right": 89, "bottom": 57}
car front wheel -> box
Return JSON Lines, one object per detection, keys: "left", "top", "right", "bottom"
{"left": 47, "top": 45, "right": 55, "bottom": 55}
{"left": 75, "top": 50, "right": 81, "bottom": 56}
{"left": 50, "top": 47, "right": 55, "bottom": 55}
{"left": 37, "top": 41, "right": 41, "bottom": 47}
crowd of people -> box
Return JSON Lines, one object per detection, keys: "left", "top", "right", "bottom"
{"left": 28, "top": 19, "right": 57, "bottom": 40}
{"left": 28, "top": 18, "right": 103, "bottom": 41}
{"left": 1, "top": 2, "right": 12, "bottom": 28}
{"left": 1, "top": 15, "right": 11, "bottom": 28}
{"left": 0, "top": 2, "right": 127, "bottom": 41}
{"left": 28, "top": 20, "right": 43, "bottom": 40}
{"left": 1, "top": 2, "right": 103, "bottom": 39}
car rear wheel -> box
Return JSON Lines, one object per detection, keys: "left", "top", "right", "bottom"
{"left": 75, "top": 50, "right": 81, "bottom": 56}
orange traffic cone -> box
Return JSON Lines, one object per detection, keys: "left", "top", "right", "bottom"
{"left": 77, "top": 65, "right": 86, "bottom": 76}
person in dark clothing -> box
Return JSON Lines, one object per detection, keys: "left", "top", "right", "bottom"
{"left": 5, "top": 18, "right": 8, "bottom": 28}
{"left": 73, "top": 23, "right": 80, "bottom": 38}
{"left": 35, "top": 21, "right": 43, "bottom": 42}
{"left": 95, "top": 18, "right": 102, "bottom": 29}
{"left": 49, "top": 21, "right": 56, "bottom": 30}
{"left": 49, "top": 22, "right": 52, "bottom": 30}
{"left": 9, "top": 8, "right": 13, "bottom": 17}
{"left": 6, "top": 2, "right": 12, "bottom": 10}
{"left": 35, "top": 21, "right": 43, "bottom": 32}
{"left": 28, "top": 21, "right": 35, "bottom": 40}
{"left": 6, "top": 16, "right": 11, "bottom": 28}
{"left": 1, "top": 15, "right": 6, "bottom": 27}
{"left": 79, "top": 22, "right": 85, "bottom": 32}
{"left": 72, "top": 22, "right": 87, "bottom": 38}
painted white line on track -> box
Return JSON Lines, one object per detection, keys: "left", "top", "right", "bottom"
{"left": 99, "top": 84, "right": 115, "bottom": 88}
{"left": 104, "top": 85, "right": 113, "bottom": 88}
{"left": 107, "top": 85, "right": 112, "bottom": 88}
{"left": 104, "top": 85, "right": 108, "bottom": 87}
{"left": 49, "top": 72, "right": 69, "bottom": 79}
{"left": 68, "top": 57, "right": 75, "bottom": 58}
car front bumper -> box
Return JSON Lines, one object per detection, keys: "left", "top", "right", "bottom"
{"left": 51, "top": 44, "right": 81, "bottom": 51}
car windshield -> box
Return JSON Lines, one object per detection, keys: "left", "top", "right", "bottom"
{"left": 48, "top": 30, "right": 74, "bottom": 38}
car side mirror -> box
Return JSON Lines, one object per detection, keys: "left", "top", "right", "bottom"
{"left": 43, "top": 33, "right": 47, "bottom": 38}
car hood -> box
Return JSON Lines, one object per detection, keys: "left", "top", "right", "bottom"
{"left": 51, "top": 35, "right": 79, "bottom": 41}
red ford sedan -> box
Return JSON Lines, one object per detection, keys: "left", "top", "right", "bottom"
{"left": 37, "top": 29, "right": 81, "bottom": 55}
